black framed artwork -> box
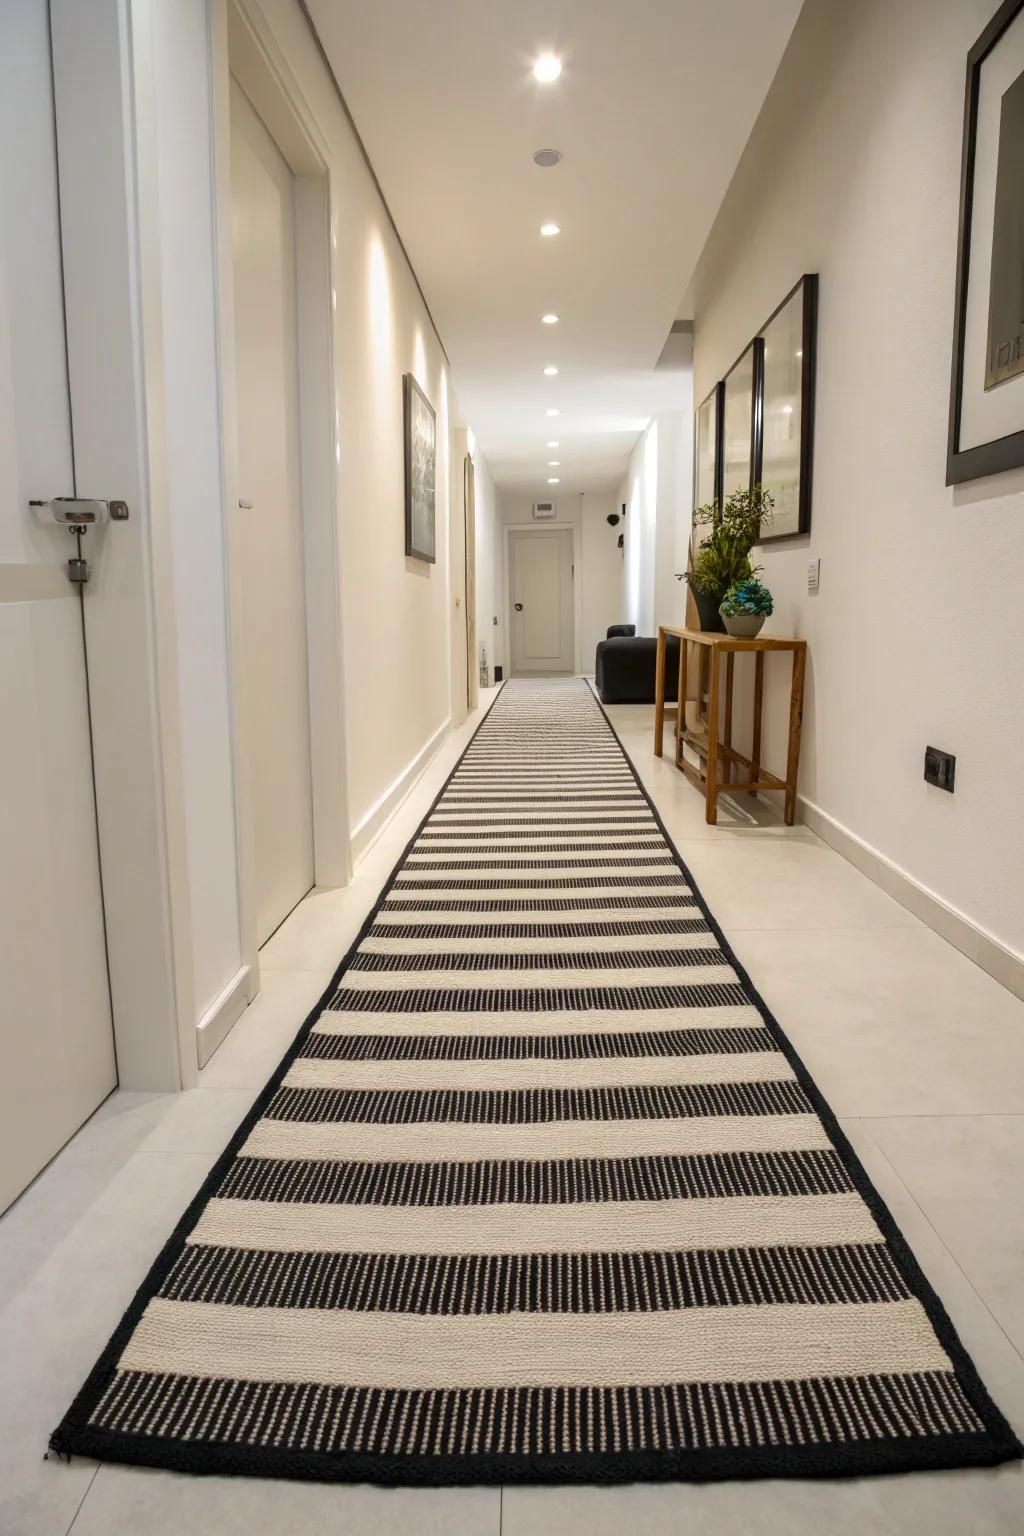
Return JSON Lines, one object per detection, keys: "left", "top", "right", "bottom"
{"left": 721, "top": 338, "right": 763, "bottom": 501}
{"left": 947, "top": 0, "right": 1024, "bottom": 485}
{"left": 403, "top": 373, "right": 436, "bottom": 561}
{"left": 757, "top": 273, "right": 818, "bottom": 541}
{"left": 694, "top": 382, "right": 723, "bottom": 513}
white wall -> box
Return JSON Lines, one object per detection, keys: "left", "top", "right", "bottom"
{"left": 580, "top": 492, "right": 625, "bottom": 672}
{"left": 691, "top": 0, "right": 1024, "bottom": 960}
{"left": 618, "top": 408, "right": 692, "bottom": 637}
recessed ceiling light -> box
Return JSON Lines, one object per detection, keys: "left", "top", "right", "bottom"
{"left": 546, "top": 408, "right": 560, "bottom": 417}
{"left": 540, "top": 222, "right": 561, "bottom": 238}
{"left": 544, "top": 365, "right": 559, "bottom": 376}
{"left": 547, "top": 440, "right": 559, "bottom": 447}
{"left": 533, "top": 148, "right": 562, "bottom": 168}
{"left": 542, "top": 313, "right": 559, "bottom": 325}
{"left": 548, "top": 477, "right": 560, "bottom": 484}
{"left": 548, "top": 460, "right": 560, "bottom": 466}
{"left": 532, "top": 54, "right": 562, "bottom": 83}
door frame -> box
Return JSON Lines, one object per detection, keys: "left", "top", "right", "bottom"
{"left": 464, "top": 453, "right": 478, "bottom": 710}
{"left": 209, "top": 0, "right": 352, "bottom": 998}
{"left": 503, "top": 521, "right": 579, "bottom": 677}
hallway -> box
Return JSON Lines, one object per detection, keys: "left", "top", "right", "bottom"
{"left": 4, "top": 0, "right": 1024, "bottom": 1527}
{"left": 3, "top": 691, "right": 1023, "bottom": 1533}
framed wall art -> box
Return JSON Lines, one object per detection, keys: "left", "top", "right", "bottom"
{"left": 947, "top": 0, "right": 1024, "bottom": 484}
{"left": 694, "top": 382, "right": 723, "bottom": 513}
{"left": 403, "top": 372, "right": 437, "bottom": 561}
{"left": 721, "top": 338, "right": 763, "bottom": 500}
{"left": 758, "top": 273, "right": 818, "bottom": 540}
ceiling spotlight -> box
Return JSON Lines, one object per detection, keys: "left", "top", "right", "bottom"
{"left": 541, "top": 313, "right": 559, "bottom": 325}
{"left": 540, "top": 222, "right": 561, "bottom": 238}
{"left": 548, "top": 477, "right": 560, "bottom": 484}
{"left": 548, "top": 460, "right": 560, "bottom": 466}
{"left": 546, "top": 408, "right": 560, "bottom": 417}
{"left": 543, "top": 365, "right": 559, "bottom": 376}
{"left": 533, "top": 148, "right": 562, "bottom": 168}
{"left": 547, "top": 440, "right": 559, "bottom": 448}
{"left": 532, "top": 54, "right": 562, "bottom": 83}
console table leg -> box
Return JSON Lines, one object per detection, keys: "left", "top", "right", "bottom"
{"left": 705, "top": 649, "right": 720, "bottom": 824}
{"left": 676, "top": 637, "right": 687, "bottom": 764}
{"left": 784, "top": 645, "right": 806, "bottom": 825}
{"left": 751, "top": 651, "right": 764, "bottom": 803}
{"left": 654, "top": 627, "right": 666, "bottom": 757}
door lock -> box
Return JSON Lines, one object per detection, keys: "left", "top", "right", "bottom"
{"left": 30, "top": 497, "right": 129, "bottom": 529}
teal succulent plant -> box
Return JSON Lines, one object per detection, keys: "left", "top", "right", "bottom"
{"left": 720, "top": 576, "right": 774, "bottom": 618}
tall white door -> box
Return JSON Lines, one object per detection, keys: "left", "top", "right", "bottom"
{"left": 509, "top": 528, "right": 574, "bottom": 675}
{"left": 230, "top": 78, "right": 315, "bottom": 946}
{"left": 0, "top": 2, "right": 116, "bottom": 1212}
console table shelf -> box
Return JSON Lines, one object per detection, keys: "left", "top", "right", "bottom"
{"left": 654, "top": 626, "right": 807, "bottom": 826}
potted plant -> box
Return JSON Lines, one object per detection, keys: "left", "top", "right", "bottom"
{"left": 685, "top": 485, "right": 774, "bottom": 632}
{"left": 720, "top": 576, "right": 774, "bottom": 637}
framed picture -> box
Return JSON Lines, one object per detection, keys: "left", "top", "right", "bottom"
{"left": 694, "top": 382, "right": 723, "bottom": 513}
{"left": 758, "top": 273, "right": 818, "bottom": 541}
{"left": 403, "top": 373, "right": 436, "bottom": 561}
{"left": 947, "top": 0, "right": 1024, "bottom": 484}
{"left": 721, "top": 338, "right": 763, "bottom": 501}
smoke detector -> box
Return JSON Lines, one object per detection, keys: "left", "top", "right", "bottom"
{"left": 533, "top": 148, "right": 562, "bottom": 168}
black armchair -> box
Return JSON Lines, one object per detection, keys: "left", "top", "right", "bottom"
{"left": 595, "top": 626, "right": 679, "bottom": 705}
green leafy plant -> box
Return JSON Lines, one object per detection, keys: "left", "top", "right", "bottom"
{"left": 720, "top": 576, "right": 774, "bottom": 618}
{"left": 685, "top": 485, "right": 774, "bottom": 602}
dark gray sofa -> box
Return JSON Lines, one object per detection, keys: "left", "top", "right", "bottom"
{"left": 595, "top": 625, "right": 679, "bottom": 704}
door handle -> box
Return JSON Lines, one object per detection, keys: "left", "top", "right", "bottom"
{"left": 514, "top": 602, "right": 523, "bottom": 611}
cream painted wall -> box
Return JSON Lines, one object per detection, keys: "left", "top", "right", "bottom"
{"left": 230, "top": 0, "right": 458, "bottom": 845}
{"left": 691, "top": 0, "right": 1024, "bottom": 958}
{"left": 471, "top": 442, "right": 500, "bottom": 686}
{"left": 580, "top": 492, "right": 626, "bottom": 673}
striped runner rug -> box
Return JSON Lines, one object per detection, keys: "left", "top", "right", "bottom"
{"left": 52, "top": 679, "right": 1020, "bottom": 1485}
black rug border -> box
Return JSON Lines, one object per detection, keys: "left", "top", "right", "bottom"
{"left": 50, "top": 677, "right": 1022, "bottom": 1485}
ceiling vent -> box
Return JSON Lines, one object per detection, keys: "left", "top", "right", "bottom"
{"left": 533, "top": 148, "right": 562, "bottom": 168}
{"left": 533, "top": 499, "right": 557, "bottom": 519}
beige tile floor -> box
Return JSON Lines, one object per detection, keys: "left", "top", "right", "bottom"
{"left": 3, "top": 688, "right": 1023, "bottom": 1534}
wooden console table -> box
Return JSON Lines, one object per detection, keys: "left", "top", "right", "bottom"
{"left": 654, "top": 626, "right": 807, "bottom": 825}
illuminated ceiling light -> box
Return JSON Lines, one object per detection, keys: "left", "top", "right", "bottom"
{"left": 541, "top": 313, "right": 559, "bottom": 325}
{"left": 548, "top": 460, "right": 560, "bottom": 466}
{"left": 540, "top": 222, "right": 561, "bottom": 238}
{"left": 546, "top": 408, "right": 560, "bottom": 417}
{"left": 544, "top": 365, "right": 559, "bottom": 376}
{"left": 547, "top": 440, "right": 559, "bottom": 447}
{"left": 532, "top": 53, "right": 562, "bottom": 83}
{"left": 548, "top": 477, "right": 560, "bottom": 484}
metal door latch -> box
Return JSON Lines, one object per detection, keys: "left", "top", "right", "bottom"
{"left": 30, "top": 497, "right": 129, "bottom": 528}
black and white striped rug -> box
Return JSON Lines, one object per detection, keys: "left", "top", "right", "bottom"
{"left": 53, "top": 679, "right": 1020, "bottom": 1485}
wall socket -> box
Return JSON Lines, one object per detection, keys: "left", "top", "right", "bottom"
{"left": 807, "top": 558, "right": 820, "bottom": 593}
{"left": 924, "top": 746, "right": 956, "bottom": 793}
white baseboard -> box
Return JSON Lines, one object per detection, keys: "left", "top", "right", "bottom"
{"left": 195, "top": 965, "right": 252, "bottom": 1068}
{"left": 798, "top": 795, "right": 1024, "bottom": 1003}
{"left": 350, "top": 718, "right": 451, "bottom": 865}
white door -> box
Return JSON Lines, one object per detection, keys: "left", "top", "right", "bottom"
{"left": 509, "top": 528, "right": 574, "bottom": 675}
{"left": 0, "top": 2, "right": 116, "bottom": 1212}
{"left": 230, "top": 78, "right": 315, "bottom": 946}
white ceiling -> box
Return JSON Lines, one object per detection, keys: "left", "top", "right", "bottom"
{"left": 306, "top": 0, "right": 802, "bottom": 495}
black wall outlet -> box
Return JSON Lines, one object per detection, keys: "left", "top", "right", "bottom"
{"left": 924, "top": 746, "right": 955, "bottom": 792}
